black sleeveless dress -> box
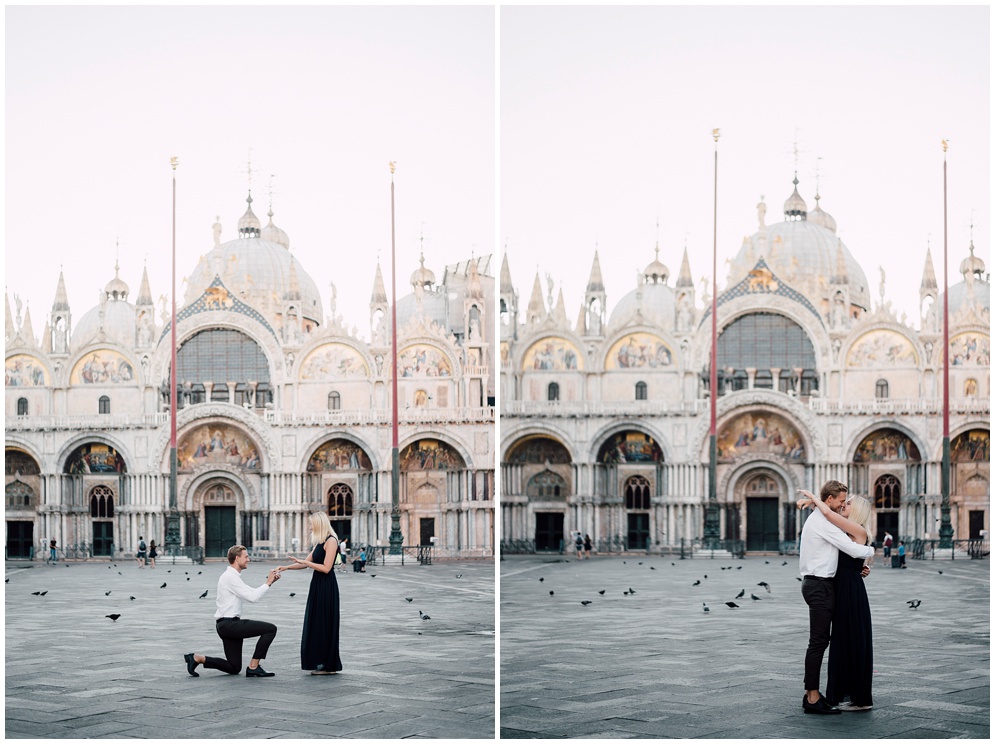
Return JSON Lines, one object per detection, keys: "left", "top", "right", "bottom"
{"left": 826, "top": 551, "right": 873, "bottom": 706}
{"left": 300, "top": 537, "right": 343, "bottom": 672}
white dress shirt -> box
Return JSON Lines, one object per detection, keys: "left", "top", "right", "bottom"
{"left": 215, "top": 565, "right": 270, "bottom": 619}
{"left": 798, "top": 508, "right": 874, "bottom": 578}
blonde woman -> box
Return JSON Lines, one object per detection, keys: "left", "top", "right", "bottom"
{"left": 798, "top": 490, "right": 874, "bottom": 711}
{"left": 277, "top": 512, "right": 342, "bottom": 675}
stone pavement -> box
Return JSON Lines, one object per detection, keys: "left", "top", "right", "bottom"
{"left": 5, "top": 557, "right": 494, "bottom": 739}
{"left": 500, "top": 554, "right": 989, "bottom": 739}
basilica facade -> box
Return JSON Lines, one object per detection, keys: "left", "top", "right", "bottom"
{"left": 500, "top": 177, "right": 989, "bottom": 553}
{"left": 5, "top": 193, "right": 495, "bottom": 561}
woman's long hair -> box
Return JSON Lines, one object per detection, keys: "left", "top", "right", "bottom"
{"left": 309, "top": 511, "right": 338, "bottom": 545}
{"left": 847, "top": 495, "right": 872, "bottom": 545}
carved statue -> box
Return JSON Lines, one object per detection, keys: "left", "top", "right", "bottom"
{"left": 757, "top": 197, "right": 767, "bottom": 230}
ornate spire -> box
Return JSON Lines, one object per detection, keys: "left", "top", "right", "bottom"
{"left": 284, "top": 251, "right": 301, "bottom": 301}
{"left": 371, "top": 263, "right": 388, "bottom": 304}
{"left": 783, "top": 174, "right": 807, "bottom": 221}
{"left": 52, "top": 270, "right": 70, "bottom": 311}
{"left": 237, "top": 191, "right": 261, "bottom": 238}
{"left": 677, "top": 247, "right": 693, "bottom": 287}
{"left": 5, "top": 291, "right": 14, "bottom": 341}
{"left": 552, "top": 288, "right": 568, "bottom": 325}
{"left": 136, "top": 263, "right": 154, "bottom": 306}
{"left": 921, "top": 245, "right": 938, "bottom": 290}
{"left": 500, "top": 251, "right": 514, "bottom": 294}
{"left": 526, "top": 273, "right": 546, "bottom": 321}
{"left": 20, "top": 303, "right": 36, "bottom": 348}
{"left": 587, "top": 251, "right": 605, "bottom": 292}
{"left": 41, "top": 319, "right": 51, "bottom": 353}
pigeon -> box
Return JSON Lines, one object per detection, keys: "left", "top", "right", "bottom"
{"left": 628, "top": 588, "right": 636, "bottom": 594}
{"left": 185, "top": 572, "right": 188, "bottom": 575}
{"left": 160, "top": 583, "right": 167, "bottom": 589}
{"left": 186, "top": 577, "right": 190, "bottom": 581}
{"left": 105, "top": 614, "right": 121, "bottom": 622}
{"left": 736, "top": 566, "right": 743, "bottom": 570}
{"left": 167, "top": 570, "right": 171, "bottom": 573}
{"left": 623, "top": 561, "right": 626, "bottom": 564}
{"left": 539, "top": 577, "right": 544, "bottom": 582}
{"left": 758, "top": 581, "right": 771, "bottom": 593}
{"left": 735, "top": 589, "right": 745, "bottom": 599}
{"left": 751, "top": 594, "right": 762, "bottom": 601}
{"left": 105, "top": 591, "right": 112, "bottom": 596}
{"left": 726, "top": 602, "right": 739, "bottom": 608}
{"left": 455, "top": 574, "right": 462, "bottom": 579}
{"left": 108, "top": 566, "right": 112, "bottom": 570}
{"left": 117, "top": 572, "right": 122, "bottom": 575}
{"left": 692, "top": 580, "right": 701, "bottom": 586}
{"left": 703, "top": 575, "right": 708, "bottom": 579}
{"left": 796, "top": 577, "right": 803, "bottom": 582}
{"left": 598, "top": 589, "right": 606, "bottom": 595}
{"left": 703, "top": 604, "right": 710, "bottom": 613}
{"left": 405, "top": 597, "right": 413, "bottom": 603}
{"left": 549, "top": 590, "right": 554, "bottom": 596}
{"left": 907, "top": 599, "right": 922, "bottom": 609}
{"left": 197, "top": 571, "right": 202, "bottom": 575}
{"left": 4, "top": 579, "right": 8, "bottom": 584}
{"left": 129, "top": 596, "right": 136, "bottom": 601}
{"left": 289, "top": 592, "right": 296, "bottom": 597}
{"left": 671, "top": 562, "right": 675, "bottom": 566}
{"left": 638, "top": 562, "right": 643, "bottom": 565}
{"left": 199, "top": 590, "right": 209, "bottom": 599}
{"left": 782, "top": 561, "right": 788, "bottom": 566}
{"left": 650, "top": 566, "right": 656, "bottom": 570}
{"left": 937, "top": 570, "right": 943, "bottom": 575}
{"left": 421, "top": 614, "right": 431, "bottom": 621}
{"left": 31, "top": 591, "right": 43, "bottom": 596}
{"left": 623, "top": 591, "right": 630, "bottom": 595}
{"left": 370, "top": 574, "right": 376, "bottom": 578}
{"left": 581, "top": 600, "right": 593, "bottom": 606}
{"left": 721, "top": 567, "right": 727, "bottom": 571}
{"left": 765, "top": 560, "right": 770, "bottom": 565}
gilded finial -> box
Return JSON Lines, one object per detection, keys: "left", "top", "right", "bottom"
{"left": 389, "top": 161, "right": 397, "bottom": 175}
{"left": 942, "top": 139, "right": 949, "bottom": 153}
{"left": 712, "top": 128, "right": 720, "bottom": 142}
{"left": 170, "top": 156, "right": 178, "bottom": 171}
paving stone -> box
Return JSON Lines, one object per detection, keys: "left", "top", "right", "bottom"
{"left": 5, "top": 558, "right": 494, "bottom": 739}
{"left": 501, "top": 554, "right": 989, "bottom": 739}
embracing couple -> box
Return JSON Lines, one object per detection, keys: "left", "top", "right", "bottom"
{"left": 798, "top": 480, "right": 875, "bottom": 714}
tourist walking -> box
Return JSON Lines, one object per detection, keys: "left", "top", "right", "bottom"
{"left": 136, "top": 536, "right": 147, "bottom": 568}
{"left": 148, "top": 540, "right": 158, "bottom": 569}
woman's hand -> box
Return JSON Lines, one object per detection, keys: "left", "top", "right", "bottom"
{"left": 795, "top": 489, "right": 817, "bottom": 510}
{"left": 289, "top": 556, "right": 305, "bottom": 565}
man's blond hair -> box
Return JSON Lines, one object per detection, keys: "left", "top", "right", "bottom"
{"left": 227, "top": 544, "right": 246, "bottom": 564}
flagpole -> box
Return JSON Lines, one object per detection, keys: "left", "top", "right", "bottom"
{"left": 939, "top": 141, "right": 953, "bottom": 548}
{"left": 704, "top": 129, "right": 721, "bottom": 545}
{"left": 388, "top": 162, "right": 404, "bottom": 554}
{"left": 166, "top": 157, "right": 181, "bottom": 553}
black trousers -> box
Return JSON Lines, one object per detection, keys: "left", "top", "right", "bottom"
{"left": 204, "top": 618, "right": 277, "bottom": 675}
{"left": 801, "top": 577, "right": 835, "bottom": 691}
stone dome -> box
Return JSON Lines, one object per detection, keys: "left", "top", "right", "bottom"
{"left": 396, "top": 287, "right": 448, "bottom": 329}
{"left": 72, "top": 297, "right": 136, "bottom": 350}
{"left": 732, "top": 193, "right": 870, "bottom": 310}
{"left": 783, "top": 175, "right": 807, "bottom": 220}
{"left": 261, "top": 209, "right": 290, "bottom": 249}
{"left": 943, "top": 278, "right": 991, "bottom": 318}
{"left": 185, "top": 237, "right": 324, "bottom": 325}
{"left": 608, "top": 281, "right": 676, "bottom": 330}
{"left": 103, "top": 262, "right": 130, "bottom": 301}
{"left": 410, "top": 254, "right": 436, "bottom": 288}
{"left": 644, "top": 247, "right": 670, "bottom": 284}
{"left": 807, "top": 193, "right": 837, "bottom": 234}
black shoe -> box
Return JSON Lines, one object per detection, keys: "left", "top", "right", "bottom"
{"left": 803, "top": 695, "right": 841, "bottom": 714}
{"left": 184, "top": 653, "right": 199, "bottom": 677}
{"left": 246, "top": 665, "right": 275, "bottom": 677}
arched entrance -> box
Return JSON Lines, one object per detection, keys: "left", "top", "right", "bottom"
{"left": 744, "top": 471, "right": 782, "bottom": 552}
{"left": 625, "top": 475, "right": 651, "bottom": 549}
{"left": 874, "top": 474, "right": 900, "bottom": 544}
{"left": 527, "top": 470, "right": 566, "bottom": 551}
{"left": 89, "top": 485, "right": 115, "bottom": 556}
{"left": 200, "top": 482, "right": 238, "bottom": 558}
{"left": 328, "top": 483, "right": 353, "bottom": 543}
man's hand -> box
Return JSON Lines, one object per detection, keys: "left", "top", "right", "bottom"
{"left": 266, "top": 569, "right": 281, "bottom": 585}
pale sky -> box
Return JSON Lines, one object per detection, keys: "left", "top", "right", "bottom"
{"left": 5, "top": 6, "right": 494, "bottom": 341}
{"left": 501, "top": 5, "right": 989, "bottom": 328}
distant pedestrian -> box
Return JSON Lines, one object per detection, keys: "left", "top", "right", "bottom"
{"left": 339, "top": 538, "right": 349, "bottom": 567}
{"left": 574, "top": 532, "right": 584, "bottom": 560}
{"left": 148, "top": 540, "right": 158, "bottom": 569}
{"left": 897, "top": 541, "right": 906, "bottom": 568}
{"left": 882, "top": 532, "right": 893, "bottom": 559}
{"left": 136, "top": 536, "right": 147, "bottom": 568}
{"left": 48, "top": 538, "right": 57, "bottom": 564}
{"left": 183, "top": 544, "right": 281, "bottom": 678}
{"left": 583, "top": 534, "right": 592, "bottom": 559}
{"left": 353, "top": 548, "right": 366, "bottom": 573}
